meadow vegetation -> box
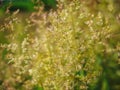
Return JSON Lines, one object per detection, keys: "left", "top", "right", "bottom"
{"left": 0, "top": 0, "right": 120, "bottom": 90}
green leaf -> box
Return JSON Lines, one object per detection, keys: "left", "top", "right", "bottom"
{"left": 75, "top": 70, "right": 87, "bottom": 78}
{"left": 1, "top": 0, "right": 34, "bottom": 12}
{"left": 33, "top": 85, "right": 44, "bottom": 90}
{"left": 102, "top": 78, "right": 109, "bottom": 90}
{"left": 2, "top": 48, "right": 8, "bottom": 60}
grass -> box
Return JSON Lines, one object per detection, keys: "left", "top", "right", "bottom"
{"left": 0, "top": 0, "right": 120, "bottom": 90}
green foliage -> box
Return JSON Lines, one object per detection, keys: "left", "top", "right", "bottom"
{"left": 0, "top": 0, "right": 57, "bottom": 12}
{"left": 0, "top": 0, "right": 34, "bottom": 12}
